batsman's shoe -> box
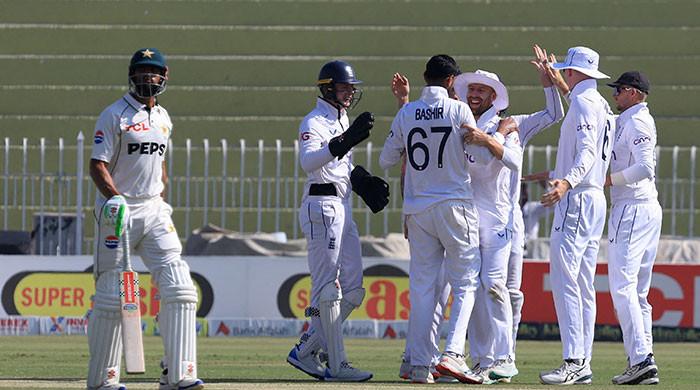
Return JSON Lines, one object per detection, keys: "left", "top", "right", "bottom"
{"left": 398, "top": 356, "right": 411, "bottom": 380}
{"left": 158, "top": 363, "right": 205, "bottom": 390}
{"left": 435, "top": 352, "right": 482, "bottom": 384}
{"left": 612, "top": 354, "right": 658, "bottom": 385}
{"left": 324, "top": 361, "right": 373, "bottom": 382}
{"left": 539, "top": 359, "right": 592, "bottom": 385}
{"left": 410, "top": 365, "right": 435, "bottom": 384}
{"left": 489, "top": 357, "right": 519, "bottom": 381}
{"left": 286, "top": 345, "right": 325, "bottom": 380}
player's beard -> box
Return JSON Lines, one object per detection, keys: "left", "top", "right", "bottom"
{"left": 469, "top": 99, "right": 492, "bottom": 117}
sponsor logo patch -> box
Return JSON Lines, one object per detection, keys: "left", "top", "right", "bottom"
{"left": 104, "top": 235, "right": 119, "bottom": 249}
{"left": 94, "top": 130, "right": 104, "bottom": 144}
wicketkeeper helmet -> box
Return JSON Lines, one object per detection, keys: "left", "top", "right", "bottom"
{"left": 317, "top": 60, "right": 363, "bottom": 109}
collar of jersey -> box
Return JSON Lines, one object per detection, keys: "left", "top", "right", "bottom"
{"left": 122, "top": 92, "right": 150, "bottom": 111}
{"left": 476, "top": 105, "right": 501, "bottom": 131}
{"left": 419, "top": 86, "right": 449, "bottom": 101}
{"left": 315, "top": 97, "right": 345, "bottom": 120}
{"left": 569, "top": 78, "right": 598, "bottom": 98}
{"left": 618, "top": 101, "right": 648, "bottom": 123}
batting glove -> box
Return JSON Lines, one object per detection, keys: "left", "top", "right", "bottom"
{"left": 102, "top": 195, "right": 130, "bottom": 237}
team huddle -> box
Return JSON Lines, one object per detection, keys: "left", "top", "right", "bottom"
{"left": 86, "top": 45, "right": 660, "bottom": 389}
{"left": 288, "top": 45, "right": 661, "bottom": 386}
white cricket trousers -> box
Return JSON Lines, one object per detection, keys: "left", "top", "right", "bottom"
{"left": 507, "top": 207, "right": 525, "bottom": 358}
{"left": 549, "top": 189, "right": 606, "bottom": 361}
{"left": 300, "top": 196, "right": 363, "bottom": 309}
{"left": 608, "top": 201, "right": 662, "bottom": 366}
{"left": 406, "top": 200, "right": 481, "bottom": 366}
{"left": 468, "top": 226, "right": 513, "bottom": 367}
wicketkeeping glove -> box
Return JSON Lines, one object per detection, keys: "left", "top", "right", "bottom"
{"left": 351, "top": 165, "right": 390, "bottom": 213}
{"left": 328, "top": 112, "right": 374, "bottom": 159}
{"left": 102, "top": 195, "right": 130, "bottom": 237}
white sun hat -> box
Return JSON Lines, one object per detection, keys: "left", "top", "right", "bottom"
{"left": 453, "top": 69, "right": 509, "bottom": 112}
{"left": 551, "top": 46, "right": 610, "bottom": 79}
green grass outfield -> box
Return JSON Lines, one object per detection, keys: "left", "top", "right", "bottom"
{"left": 0, "top": 336, "right": 697, "bottom": 389}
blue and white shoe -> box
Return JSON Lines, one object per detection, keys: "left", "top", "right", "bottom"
{"left": 159, "top": 362, "right": 205, "bottom": 390}
{"left": 612, "top": 353, "right": 659, "bottom": 385}
{"left": 286, "top": 344, "right": 326, "bottom": 380}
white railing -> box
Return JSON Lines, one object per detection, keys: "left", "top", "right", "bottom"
{"left": 1, "top": 135, "right": 698, "bottom": 255}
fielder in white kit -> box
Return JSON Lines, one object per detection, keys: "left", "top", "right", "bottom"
{"left": 380, "top": 55, "right": 492, "bottom": 384}
{"left": 390, "top": 73, "right": 456, "bottom": 383}
{"left": 453, "top": 52, "right": 564, "bottom": 382}
{"left": 537, "top": 46, "right": 615, "bottom": 385}
{"left": 87, "top": 48, "right": 203, "bottom": 390}
{"left": 605, "top": 71, "right": 661, "bottom": 385}
{"left": 286, "top": 60, "right": 388, "bottom": 382}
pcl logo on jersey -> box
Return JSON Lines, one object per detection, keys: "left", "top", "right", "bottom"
{"left": 94, "top": 130, "right": 104, "bottom": 144}
{"left": 104, "top": 235, "right": 119, "bottom": 249}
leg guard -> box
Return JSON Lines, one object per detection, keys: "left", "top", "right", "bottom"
{"left": 319, "top": 282, "right": 346, "bottom": 376}
{"left": 87, "top": 271, "right": 123, "bottom": 390}
{"left": 158, "top": 260, "right": 199, "bottom": 386}
{"left": 296, "top": 288, "right": 365, "bottom": 358}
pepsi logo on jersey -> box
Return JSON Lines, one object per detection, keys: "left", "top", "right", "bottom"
{"left": 94, "top": 130, "right": 104, "bottom": 144}
{"left": 127, "top": 142, "right": 166, "bottom": 156}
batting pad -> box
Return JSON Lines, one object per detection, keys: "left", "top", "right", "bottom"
{"left": 297, "top": 288, "right": 365, "bottom": 359}
{"left": 87, "top": 309, "right": 122, "bottom": 390}
{"left": 159, "top": 261, "right": 199, "bottom": 385}
{"left": 319, "top": 282, "right": 345, "bottom": 376}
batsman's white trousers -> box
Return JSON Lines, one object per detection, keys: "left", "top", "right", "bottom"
{"left": 608, "top": 200, "right": 662, "bottom": 366}
{"left": 549, "top": 189, "right": 606, "bottom": 361}
{"left": 468, "top": 226, "right": 513, "bottom": 367}
{"left": 94, "top": 196, "right": 183, "bottom": 276}
{"left": 300, "top": 196, "right": 363, "bottom": 310}
{"left": 406, "top": 200, "right": 481, "bottom": 366}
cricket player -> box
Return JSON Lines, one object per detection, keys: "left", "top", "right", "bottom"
{"left": 87, "top": 48, "right": 203, "bottom": 390}
{"left": 454, "top": 53, "right": 565, "bottom": 382}
{"left": 286, "top": 60, "right": 388, "bottom": 382}
{"left": 380, "top": 54, "right": 492, "bottom": 384}
{"left": 605, "top": 71, "right": 660, "bottom": 385}
{"left": 391, "top": 73, "right": 456, "bottom": 383}
{"left": 535, "top": 46, "right": 615, "bottom": 385}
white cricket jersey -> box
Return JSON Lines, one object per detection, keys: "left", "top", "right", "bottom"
{"left": 610, "top": 102, "right": 658, "bottom": 204}
{"left": 468, "top": 106, "right": 522, "bottom": 230}
{"left": 553, "top": 79, "right": 615, "bottom": 191}
{"left": 509, "top": 86, "right": 565, "bottom": 230}
{"left": 299, "top": 98, "right": 353, "bottom": 202}
{"left": 379, "top": 86, "right": 491, "bottom": 214}
{"left": 91, "top": 93, "right": 172, "bottom": 200}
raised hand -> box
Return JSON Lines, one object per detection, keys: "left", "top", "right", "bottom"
{"left": 391, "top": 73, "right": 410, "bottom": 108}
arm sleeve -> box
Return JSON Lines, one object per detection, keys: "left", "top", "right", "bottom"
{"left": 379, "top": 113, "right": 405, "bottom": 170}
{"left": 611, "top": 118, "right": 656, "bottom": 185}
{"left": 500, "top": 132, "right": 523, "bottom": 172}
{"left": 91, "top": 110, "right": 117, "bottom": 163}
{"left": 563, "top": 99, "right": 600, "bottom": 188}
{"left": 459, "top": 106, "right": 497, "bottom": 164}
{"left": 299, "top": 124, "right": 334, "bottom": 173}
{"left": 515, "top": 87, "right": 565, "bottom": 147}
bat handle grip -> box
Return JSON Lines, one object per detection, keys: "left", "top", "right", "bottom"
{"left": 122, "top": 228, "right": 132, "bottom": 272}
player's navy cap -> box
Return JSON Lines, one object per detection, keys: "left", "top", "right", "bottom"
{"left": 129, "top": 48, "right": 167, "bottom": 71}
{"left": 607, "top": 71, "right": 650, "bottom": 94}
{"left": 424, "top": 54, "right": 461, "bottom": 80}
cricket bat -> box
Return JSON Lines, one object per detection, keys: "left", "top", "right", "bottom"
{"left": 119, "top": 229, "right": 145, "bottom": 374}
